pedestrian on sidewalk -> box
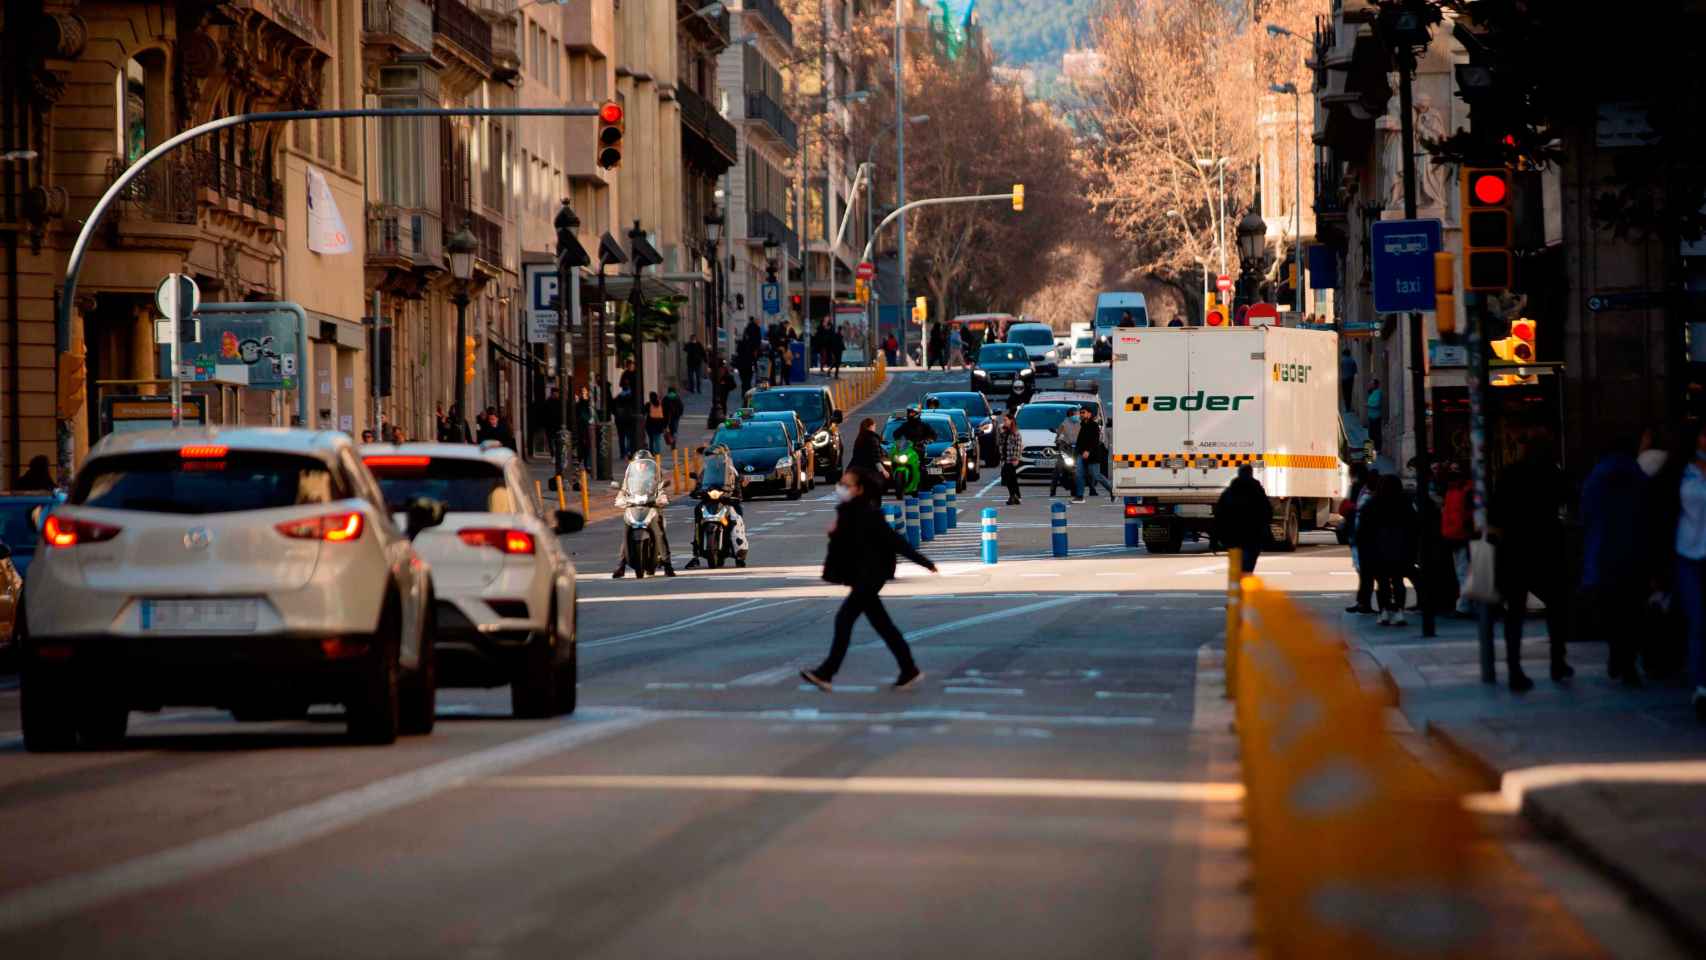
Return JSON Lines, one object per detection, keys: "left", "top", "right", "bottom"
{"left": 1000, "top": 410, "right": 1024, "bottom": 505}
{"left": 1581, "top": 435, "right": 1649, "bottom": 685}
{"left": 1356, "top": 473, "right": 1418, "bottom": 625}
{"left": 949, "top": 326, "right": 963, "bottom": 368}
{"left": 644, "top": 392, "right": 667, "bottom": 454}
{"left": 1215, "top": 465, "right": 1274, "bottom": 574}
{"left": 1365, "top": 379, "right": 1383, "bottom": 452}
{"left": 1490, "top": 435, "right": 1574, "bottom": 692}
{"left": 800, "top": 465, "right": 936, "bottom": 693}
{"left": 1345, "top": 463, "right": 1379, "bottom": 614}
{"left": 1050, "top": 410, "right": 1083, "bottom": 499}
{"left": 928, "top": 323, "right": 946, "bottom": 370}
{"left": 441, "top": 404, "right": 473, "bottom": 443}
{"left": 1339, "top": 347, "right": 1358, "bottom": 412}
{"left": 1075, "top": 408, "right": 1113, "bottom": 501}
{"left": 714, "top": 364, "right": 737, "bottom": 417}
{"left": 1649, "top": 421, "right": 1706, "bottom": 719}
{"left": 613, "top": 388, "right": 636, "bottom": 459}
{"left": 830, "top": 326, "right": 845, "bottom": 379}
{"left": 684, "top": 335, "right": 706, "bottom": 394}
{"left": 1440, "top": 462, "right": 1476, "bottom": 616}
{"left": 663, "top": 385, "right": 685, "bottom": 447}
{"left": 884, "top": 333, "right": 899, "bottom": 367}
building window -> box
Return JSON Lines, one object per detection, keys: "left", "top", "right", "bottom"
{"left": 550, "top": 34, "right": 560, "bottom": 93}
{"left": 808, "top": 180, "right": 827, "bottom": 242}
{"left": 483, "top": 119, "right": 505, "bottom": 215}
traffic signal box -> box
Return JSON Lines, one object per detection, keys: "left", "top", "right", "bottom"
{"left": 597, "top": 101, "right": 624, "bottom": 169}
{"left": 1012, "top": 184, "right": 1024, "bottom": 211}
{"left": 1461, "top": 167, "right": 1512, "bottom": 291}
{"left": 1205, "top": 293, "right": 1228, "bottom": 327}
{"left": 1434, "top": 252, "right": 1457, "bottom": 337}
{"left": 854, "top": 279, "right": 869, "bottom": 304}
{"left": 464, "top": 335, "right": 478, "bottom": 383}
{"left": 1490, "top": 317, "right": 1537, "bottom": 386}
{"left": 912, "top": 296, "right": 928, "bottom": 325}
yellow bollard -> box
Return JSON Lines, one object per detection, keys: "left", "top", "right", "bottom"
{"left": 535, "top": 479, "right": 545, "bottom": 513}
{"left": 556, "top": 477, "right": 567, "bottom": 510}
{"left": 579, "top": 468, "right": 591, "bottom": 516}
{"left": 1225, "top": 547, "right": 1242, "bottom": 699}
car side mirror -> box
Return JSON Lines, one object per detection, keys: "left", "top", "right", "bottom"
{"left": 554, "top": 510, "right": 585, "bottom": 535}
{"left": 831, "top": 410, "right": 844, "bottom": 424}
{"left": 404, "top": 497, "right": 446, "bottom": 540}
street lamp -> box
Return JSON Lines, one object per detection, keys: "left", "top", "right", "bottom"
{"left": 704, "top": 207, "right": 726, "bottom": 424}
{"left": 1195, "top": 156, "right": 1231, "bottom": 276}
{"left": 447, "top": 221, "right": 477, "bottom": 429}
{"left": 1269, "top": 82, "right": 1305, "bottom": 315}
{"left": 1236, "top": 206, "right": 1268, "bottom": 312}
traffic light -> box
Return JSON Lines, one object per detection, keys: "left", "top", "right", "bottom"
{"left": 1012, "top": 184, "right": 1024, "bottom": 212}
{"left": 912, "top": 296, "right": 928, "bottom": 324}
{"left": 1206, "top": 304, "right": 1228, "bottom": 327}
{"left": 596, "top": 100, "right": 624, "bottom": 169}
{"left": 854, "top": 278, "right": 869, "bottom": 304}
{"left": 1433, "top": 252, "right": 1457, "bottom": 337}
{"left": 56, "top": 351, "right": 86, "bottom": 420}
{"left": 554, "top": 201, "right": 589, "bottom": 269}
{"left": 464, "top": 335, "right": 477, "bottom": 383}
{"left": 1461, "top": 166, "right": 1512, "bottom": 291}
{"left": 1490, "top": 316, "right": 1536, "bottom": 364}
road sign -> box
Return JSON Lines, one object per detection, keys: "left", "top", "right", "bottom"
{"left": 155, "top": 273, "right": 200, "bottom": 322}
{"left": 1587, "top": 291, "right": 1666, "bottom": 313}
{"left": 761, "top": 282, "right": 780, "bottom": 316}
{"left": 1216, "top": 274, "right": 1233, "bottom": 293}
{"left": 856, "top": 261, "right": 875, "bottom": 282}
{"left": 1371, "top": 218, "right": 1442, "bottom": 313}
{"left": 1245, "top": 302, "right": 1280, "bottom": 326}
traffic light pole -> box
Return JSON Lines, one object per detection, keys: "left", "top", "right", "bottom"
{"left": 1464, "top": 291, "right": 1497, "bottom": 683}
{"left": 1397, "top": 47, "right": 1437, "bottom": 639}
{"left": 859, "top": 192, "right": 1020, "bottom": 270}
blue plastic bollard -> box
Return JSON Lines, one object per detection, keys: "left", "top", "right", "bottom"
{"left": 905, "top": 496, "right": 920, "bottom": 549}
{"left": 1123, "top": 497, "right": 1141, "bottom": 547}
{"left": 919, "top": 489, "right": 935, "bottom": 541}
{"left": 1051, "top": 500, "right": 1069, "bottom": 557}
{"left": 885, "top": 503, "right": 901, "bottom": 533}
{"left": 981, "top": 508, "right": 999, "bottom": 564}
{"left": 932, "top": 484, "right": 948, "bottom": 534}
{"left": 945, "top": 486, "right": 958, "bottom": 530}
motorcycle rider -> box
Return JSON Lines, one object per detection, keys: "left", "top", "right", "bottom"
{"left": 889, "top": 407, "right": 938, "bottom": 500}
{"left": 613, "top": 451, "right": 676, "bottom": 578}
{"left": 1050, "top": 409, "right": 1083, "bottom": 499}
{"left": 684, "top": 444, "right": 750, "bottom": 569}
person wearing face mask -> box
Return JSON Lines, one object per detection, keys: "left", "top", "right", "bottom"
{"left": 802, "top": 466, "right": 938, "bottom": 692}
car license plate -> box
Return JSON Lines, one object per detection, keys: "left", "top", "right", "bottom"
{"left": 993, "top": 374, "right": 1012, "bottom": 381}
{"left": 142, "top": 598, "right": 260, "bottom": 632}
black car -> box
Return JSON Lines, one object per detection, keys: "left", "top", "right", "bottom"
{"left": 925, "top": 391, "right": 998, "bottom": 466}
{"left": 744, "top": 385, "right": 844, "bottom": 480}
{"left": 708, "top": 419, "right": 803, "bottom": 499}
{"left": 970, "top": 343, "right": 1036, "bottom": 402}
{"left": 881, "top": 413, "right": 967, "bottom": 493}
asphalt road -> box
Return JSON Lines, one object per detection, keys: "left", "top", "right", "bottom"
{"left": 0, "top": 367, "right": 1637, "bottom": 958}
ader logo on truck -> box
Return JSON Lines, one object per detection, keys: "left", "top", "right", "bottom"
{"left": 1125, "top": 392, "right": 1254, "bottom": 412}
{"left": 1272, "top": 362, "right": 1312, "bottom": 383}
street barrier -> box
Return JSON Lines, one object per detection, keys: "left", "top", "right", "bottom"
{"left": 1124, "top": 497, "right": 1141, "bottom": 547}
{"left": 904, "top": 496, "right": 920, "bottom": 549}
{"left": 884, "top": 503, "right": 901, "bottom": 532}
{"left": 534, "top": 479, "right": 545, "bottom": 514}
{"left": 932, "top": 484, "right": 948, "bottom": 534}
{"left": 1230, "top": 559, "right": 1488, "bottom": 958}
{"left": 1051, "top": 500, "right": 1069, "bottom": 557}
{"left": 981, "top": 508, "right": 998, "bottom": 564}
{"left": 945, "top": 486, "right": 957, "bottom": 529}
{"left": 580, "top": 468, "right": 591, "bottom": 517}
{"left": 919, "top": 489, "right": 935, "bottom": 541}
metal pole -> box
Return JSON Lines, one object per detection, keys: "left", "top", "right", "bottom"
{"left": 1293, "top": 93, "right": 1304, "bottom": 315}
{"left": 556, "top": 261, "right": 574, "bottom": 486}
{"left": 371, "top": 288, "right": 383, "bottom": 434}
{"left": 630, "top": 261, "right": 646, "bottom": 460}
{"left": 170, "top": 305, "right": 183, "bottom": 428}
{"left": 1397, "top": 48, "right": 1436, "bottom": 638}
{"left": 895, "top": 0, "right": 908, "bottom": 357}
{"left": 1218, "top": 160, "right": 1227, "bottom": 277}
{"left": 859, "top": 192, "right": 1021, "bottom": 266}
{"left": 452, "top": 290, "right": 469, "bottom": 435}
{"left": 1465, "top": 291, "right": 1496, "bottom": 681}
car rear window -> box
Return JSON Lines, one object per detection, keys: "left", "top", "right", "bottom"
{"left": 73, "top": 451, "right": 342, "bottom": 515}
{"left": 365, "top": 457, "right": 513, "bottom": 513}
{"left": 1007, "top": 327, "right": 1055, "bottom": 346}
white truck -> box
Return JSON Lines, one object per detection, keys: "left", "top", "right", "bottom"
{"left": 1109, "top": 325, "right": 1345, "bottom": 552}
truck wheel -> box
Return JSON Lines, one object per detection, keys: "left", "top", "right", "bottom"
{"left": 1274, "top": 504, "right": 1300, "bottom": 552}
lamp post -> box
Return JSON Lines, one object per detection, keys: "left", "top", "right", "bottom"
{"left": 1235, "top": 206, "right": 1267, "bottom": 313}
{"left": 1195, "top": 156, "right": 1231, "bottom": 277}
{"left": 1269, "top": 82, "right": 1305, "bottom": 315}
{"left": 704, "top": 207, "right": 726, "bottom": 425}
{"left": 447, "top": 222, "right": 477, "bottom": 435}
{"left": 554, "top": 200, "right": 588, "bottom": 486}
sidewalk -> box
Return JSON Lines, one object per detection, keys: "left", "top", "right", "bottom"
{"left": 519, "top": 366, "right": 894, "bottom": 524}
{"left": 1344, "top": 612, "right": 1706, "bottom": 952}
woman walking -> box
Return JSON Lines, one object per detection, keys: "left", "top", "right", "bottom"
{"left": 999, "top": 410, "right": 1024, "bottom": 506}
{"left": 847, "top": 417, "right": 883, "bottom": 473}
{"left": 801, "top": 466, "right": 936, "bottom": 692}
{"left": 1357, "top": 474, "right": 1419, "bottom": 626}
{"left": 644, "top": 391, "right": 667, "bottom": 454}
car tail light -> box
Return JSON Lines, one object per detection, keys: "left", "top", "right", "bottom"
{"left": 42, "top": 514, "right": 123, "bottom": 548}
{"left": 276, "top": 511, "right": 365, "bottom": 542}
{"left": 1126, "top": 504, "right": 1155, "bottom": 517}
{"left": 457, "top": 528, "right": 535, "bottom": 554}
{"left": 179, "top": 445, "right": 228, "bottom": 459}
{"left": 363, "top": 455, "right": 431, "bottom": 469}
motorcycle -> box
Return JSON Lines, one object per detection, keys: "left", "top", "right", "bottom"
{"left": 616, "top": 452, "right": 668, "bottom": 578}
{"left": 694, "top": 447, "right": 749, "bottom": 569}
{"left": 888, "top": 438, "right": 923, "bottom": 499}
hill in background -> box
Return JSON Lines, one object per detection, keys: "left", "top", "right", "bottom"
{"left": 975, "top": 0, "right": 1097, "bottom": 70}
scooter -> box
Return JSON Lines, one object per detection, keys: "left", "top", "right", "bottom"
{"left": 693, "top": 447, "right": 749, "bottom": 569}
{"left": 616, "top": 452, "right": 668, "bottom": 578}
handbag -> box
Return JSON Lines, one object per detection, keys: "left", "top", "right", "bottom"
{"left": 1463, "top": 537, "right": 1501, "bottom": 605}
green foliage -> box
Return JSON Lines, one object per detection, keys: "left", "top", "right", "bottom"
{"left": 615, "top": 295, "right": 686, "bottom": 361}
{"left": 975, "top": 0, "right": 1098, "bottom": 68}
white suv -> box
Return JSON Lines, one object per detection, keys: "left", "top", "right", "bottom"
{"left": 1005, "top": 321, "right": 1061, "bottom": 377}
{"left": 362, "top": 443, "right": 584, "bottom": 718}
{"left": 19, "top": 429, "right": 442, "bottom": 751}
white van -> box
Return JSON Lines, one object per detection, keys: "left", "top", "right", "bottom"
{"left": 1093, "top": 292, "right": 1149, "bottom": 339}
{"left": 1069, "top": 322, "right": 1096, "bottom": 364}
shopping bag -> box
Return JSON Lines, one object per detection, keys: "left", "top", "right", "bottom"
{"left": 1462, "top": 537, "right": 1500, "bottom": 605}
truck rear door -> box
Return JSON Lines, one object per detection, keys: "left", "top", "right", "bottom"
{"left": 1187, "top": 329, "right": 1264, "bottom": 491}
{"left": 1110, "top": 329, "right": 1193, "bottom": 490}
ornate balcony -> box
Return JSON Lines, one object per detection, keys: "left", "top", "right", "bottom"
{"left": 362, "top": 0, "right": 433, "bottom": 55}
{"left": 181, "top": 149, "right": 284, "bottom": 218}
{"left": 744, "top": 0, "right": 794, "bottom": 49}
{"left": 106, "top": 157, "right": 197, "bottom": 226}
{"left": 434, "top": 0, "right": 495, "bottom": 90}
{"left": 368, "top": 205, "right": 444, "bottom": 270}
{"left": 749, "top": 208, "right": 798, "bottom": 260}
{"left": 677, "top": 84, "right": 738, "bottom": 171}
{"left": 745, "top": 89, "right": 798, "bottom": 153}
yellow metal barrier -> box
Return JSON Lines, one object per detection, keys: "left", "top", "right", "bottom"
{"left": 1231, "top": 577, "right": 1487, "bottom": 959}
{"left": 534, "top": 479, "right": 545, "bottom": 514}
{"left": 579, "top": 468, "right": 591, "bottom": 516}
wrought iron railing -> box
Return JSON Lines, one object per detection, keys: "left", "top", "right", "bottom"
{"left": 1314, "top": 159, "right": 1345, "bottom": 217}
{"left": 745, "top": 90, "right": 798, "bottom": 151}
{"left": 747, "top": 0, "right": 794, "bottom": 47}
{"left": 749, "top": 208, "right": 798, "bottom": 259}
{"left": 106, "top": 156, "right": 198, "bottom": 224}
{"left": 677, "top": 84, "right": 738, "bottom": 162}
{"left": 434, "top": 0, "right": 494, "bottom": 70}
{"left": 368, "top": 205, "right": 444, "bottom": 266}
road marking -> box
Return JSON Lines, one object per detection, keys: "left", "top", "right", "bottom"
{"left": 1094, "top": 691, "right": 1170, "bottom": 701}
{"left": 944, "top": 687, "right": 1025, "bottom": 696}
{"left": 1096, "top": 571, "right": 1136, "bottom": 577}
{"left": 900, "top": 594, "right": 1102, "bottom": 644}
{"left": 794, "top": 684, "right": 879, "bottom": 693}
{"left": 583, "top": 598, "right": 801, "bottom": 647}
{"left": 1018, "top": 573, "right": 1060, "bottom": 578}
{"left": 1178, "top": 563, "right": 1225, "bottom": 576}
{"left": 0, "top": 709, "right": 657, "bottom": 934}
{"left": 974, "top": 477, "right": 1002, "bottom": 499}
{"left": 479, "top": 774, "right": 1244, "bottom": 803}
{"left": 644, "top": 682, "right": 727, "bottom": 691}
{"left": 730, "top": 665, "right": 800, "bottom": 687}
{"left": 1191, "top": 643, "right": 1235, "bottom": 733}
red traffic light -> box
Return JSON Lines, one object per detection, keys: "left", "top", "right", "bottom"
{"left": 599, "top": 102, "right": 624, "bottom": 125}
{"left": 1472, "top": 173, "right": 1507, "bottom": 205}
{"left": 1511, "top": 318, "right": 1535, "bottom": 342}
{"left": 790, "top": 294, "right": 802, "bottom": 307}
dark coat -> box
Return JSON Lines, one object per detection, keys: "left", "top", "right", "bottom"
{"left": 1355, "top": 491, "right": 1418, "bottom": 577}
{"left": 1074, "top": 419, "right": 1102, "bottom": 460}
{"left": 1214, "top": 475, "right": 1273, "bottom": 551}
{"left": 1490, "top": 453, "right": 1569, "bottom": 588}
{"left": 848, "top": 430, "right": 884, "bottom": 472}
{"left": 822, "top": 498, "right": 934, "bottom": 588}
{"left": 1580, "top": 452, "right": 1646, "bottom": 589}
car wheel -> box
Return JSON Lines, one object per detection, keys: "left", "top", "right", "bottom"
{"left": 512, "top": 601, "right": 562, "bottom": 719}
{"left": 347, "top": 596, "right": 402, "bottom": 745}
{"left": 18, "top": 608, "right": 77, "bottom": 753}
{"left": 77, "top": 693, "right": 129, "bottom": 750}
{"left": 554, "top": 614, "right": 577, "bottom": 716}
{"left": 786, "top": 480, "right": 803, "bottom": 501}
{"left": 399, "top": 595, "right": 437, "bottom": 736}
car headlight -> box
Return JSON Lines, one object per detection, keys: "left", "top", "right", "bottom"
{"left": 707, "top": 489, "right": 723, "bottom": 500}
{"left": 775, "top": 457, "right": 793, "bottom": 471}
{"left": 972, "top": 368, "right": 987, "bottom": 377}
{"left": 938, "top": 452, "right": 956, "bottom": 465}
{"left": 896, "top": 452, "right": 911, "bottom": 464}
{"left": 812, "top": 430, "right": 831, "bottom": 447}
{"left": 1061, "top": 453, "right": 1076, "bottom": 466}
{"left": 1019, "top": 368, "right": 1034, "bottom": 377}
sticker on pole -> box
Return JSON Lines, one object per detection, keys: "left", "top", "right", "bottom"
{"left": 1371, "top": 219, "right": 1442, "bottom": 313}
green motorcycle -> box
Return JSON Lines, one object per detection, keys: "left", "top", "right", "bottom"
{"left": 887, "top": 438, "right": 923, "bottom": 499}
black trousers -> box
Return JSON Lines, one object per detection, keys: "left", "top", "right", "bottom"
{"left": 1001, "top": 462, "right": 1021, "bottom": 503}
{"left": 1594, "top": 582, "right": 1644, "bottom": 677}
{"left": 816, "top": 585, "right": 917, "bottom": 680}
{"left": 1501, "top": 562, "right": 1570, "bottom": 671}
{"left": 1240, "top": 545, "right": 1262, "bottom": 574}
